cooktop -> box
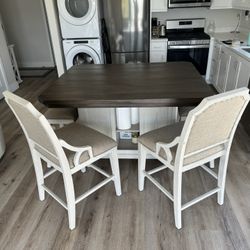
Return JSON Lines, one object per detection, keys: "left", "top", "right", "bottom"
{"left": 166, "top": 30, "right": 211, "bottom": 41}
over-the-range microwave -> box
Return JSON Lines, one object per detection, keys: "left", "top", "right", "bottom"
{"left": 168, "top": 0, "right": 211, "bottom": 8}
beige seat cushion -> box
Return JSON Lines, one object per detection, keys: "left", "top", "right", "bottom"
{"left": 35, "top": 123, "right": 117, "bottom": 168}
{"left": 138, "top": 122, "right": 224, "bottom": 166}
{"left": 44, "top": 108, "right": 78, "bottom": 121}
{"left": 55, "top": 123, "right": 117, "bottom": 168}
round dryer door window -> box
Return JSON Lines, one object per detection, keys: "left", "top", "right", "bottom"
{"left": 73, "top": 53, "right": 95, "bottom": 65}
{"left": 66, "top": 45, "right": 101, "bottom": 69}
{"left": 58, "top": 0, "right": 96, "bottom": 25}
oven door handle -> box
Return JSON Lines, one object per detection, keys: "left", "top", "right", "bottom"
{"left": 168, "top": 45, "right": 210, "bottom": 49}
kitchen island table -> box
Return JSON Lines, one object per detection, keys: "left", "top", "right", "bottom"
{"left": 39, "top": 62, "right": 216, "bottom": 158}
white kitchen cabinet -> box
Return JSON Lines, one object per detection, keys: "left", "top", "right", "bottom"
{"left": 232, "top": 0, "right": 250, "bottom": 10}
{"left": 151, "top": 0, "right": 168, "bottom": 12}
{"left": 208, "top": 39, "right": 250, "bottom": 93}
{"left": 211, "top": 0, "right": 250, "bottom": 9}
{"left": 150, "top": 52, "right": 167, "bottom": 63}
{"left": 225, "top": 55, "right": 240, "bottom": 91}
{"left": 237, "top": 60, "right": 250, "bottom": 88}
{"left": 216, "top": 47, "right": 231, "bottom": 92}
{"left": 207, "top": 39, "right": 221, "bottom": 84}
{"left": 150, "top": 39, "right": 167, "bottom": 63}
{"left": 211, "top": 0, "right": 232, "bottom": 9}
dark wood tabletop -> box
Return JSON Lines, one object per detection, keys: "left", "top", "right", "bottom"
{"left": 39, "top": 62, "right": 217, "bottom": 108}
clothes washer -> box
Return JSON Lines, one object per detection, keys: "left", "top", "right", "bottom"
{"left": 63, "top": 39, "right": 103, "bottom": 69}
{"left": 57, "top": 0, "right": 101, "bottom": 39}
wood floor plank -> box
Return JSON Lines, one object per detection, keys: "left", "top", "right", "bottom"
{"left": 0, "top": 135, "right": 33, "bottom": 211}
{"left": 0, "top": 72, "right": 250, "bottom": 250}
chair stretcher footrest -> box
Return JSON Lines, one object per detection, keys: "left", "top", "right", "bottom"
{"left": 75, "top": 176, "right": 114, "bottom": 204}
{"left": 181, "top": 187, "right": 220, "bottom": 211}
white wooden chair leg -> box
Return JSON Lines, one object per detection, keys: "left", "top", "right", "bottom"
{"left": 62, "top": 174, "right": 76, "bottom": 230}
{"left": 173, "top": 170, "right": 182, "bottom": 229}
{"left": 138, "top": 143, "right": 147, "bottom": 191}
{"left": 110, "top": 148, "right": 122, "bottom": 196}
{"left": 47, "top": 163, "right": 52, "bottom": 168}
{"left": 32, "top": 152, "right": 45, "bottom": 201}
{"left": 210, "top": 160, "right": 215, "bottom": 169}
{"left": 217, "top": 153, "right": 230, "bottom": 205}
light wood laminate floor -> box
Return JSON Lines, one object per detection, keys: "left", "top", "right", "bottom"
{"left": 0, "top": 72, "right": 250, "bottom": 250}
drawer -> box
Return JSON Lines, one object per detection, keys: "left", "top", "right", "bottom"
{"left": 150, "top": 41, "right": 167, "bottom": 51}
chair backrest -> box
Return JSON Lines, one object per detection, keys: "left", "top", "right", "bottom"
{"left": 3, "top": 91, "right": 69, "bottom": 169}
{"left": 176, "top": 88, "right": 250, "bottom": 166}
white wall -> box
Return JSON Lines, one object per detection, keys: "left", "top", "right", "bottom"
{"left": 153, "top": 8, "right": 241, "bottom": 33}
{"left": 0, "top": 0, "right": 55, "bottom": 68}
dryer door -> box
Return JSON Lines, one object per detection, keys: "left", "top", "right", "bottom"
{"left": 66, "top": 45, "right": 101, "bottom": 69}
{"left": 58, "top": 0, "right": 96, "bottom": 26}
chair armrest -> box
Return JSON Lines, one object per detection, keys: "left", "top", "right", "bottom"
{"left": 59, "top": 139, "right": 93, "bottom": 166}
{"left": 156, "top": 136, "right": 180, "bottom": 162}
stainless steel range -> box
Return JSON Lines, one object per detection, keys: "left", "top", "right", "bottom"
{"left": 166, "top": 19, "right": 211, "bottom": 75}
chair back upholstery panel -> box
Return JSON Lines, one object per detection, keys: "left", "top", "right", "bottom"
{"left": 185, "top": 96, "right": 246, "bottom": 155}
{"left": 8, "top": 99, "right": 58, "bottom": 156}
{"left": 175, "top": 88, "right": 250, "bottom": 166}
{"left": 4, "top": 92, "right": 67, "bottom": 168}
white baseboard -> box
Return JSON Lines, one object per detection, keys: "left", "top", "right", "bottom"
{"left": 19, "top": 61, "right": 55, "bottom": 68}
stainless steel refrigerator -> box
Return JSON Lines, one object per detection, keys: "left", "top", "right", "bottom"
{"left": 102, "top": 0, "right": 149, "bottom": 64}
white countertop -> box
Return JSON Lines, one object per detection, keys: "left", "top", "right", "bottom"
{"left": 208, "top": 31, "right": 248, "bottom": 45}
{"left": 231, "top": 46, "right": 250, "bottom": 62}
{"left": 208, "top": 31, "right": 250, "bottom": 62}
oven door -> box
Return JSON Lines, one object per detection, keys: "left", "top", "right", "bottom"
{"left": 169, "top": 0, "right": 211, "bottom": 8}
{"left": 167, "top": 45, "right": 209, "bottom": 75}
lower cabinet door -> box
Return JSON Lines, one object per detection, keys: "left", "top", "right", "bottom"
{"left": 210, "top": 58, "right": 219, "bottom": 85}
{"left": 150, "top": 51, "right": 167, "bottom": 63}
{"left": 226, "top": 56, "right": 240, "bottom": 91}
{"left": 216, "top": 49, "right": 231, "bottom": 92}
{"left": 237, "top": 61, "right": 250, "bottom": 88}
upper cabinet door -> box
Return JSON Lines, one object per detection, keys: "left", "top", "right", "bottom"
{"left": 151, "top": 0, "right": 168, "bottom": 12}
{"left": 232, "top": 0, "right": 250, "bottom": 10}
{"left": 210, "top": 0, "right": 232, "bottom": 9}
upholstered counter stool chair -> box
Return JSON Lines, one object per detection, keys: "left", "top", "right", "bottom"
{"left": 138, "top": 88, "right": 249, "bottom": 229}
{"left": 3, "top": 91, "right": 122, "bottom": 230}
{"left": 44, "top": 108, "right": 78, "bottom": 128}
{"left": 178, "top": 106, "right": 195, "bottom": 122}
{"left": 178, "top": 106, "right": 216, "bottom": 169}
